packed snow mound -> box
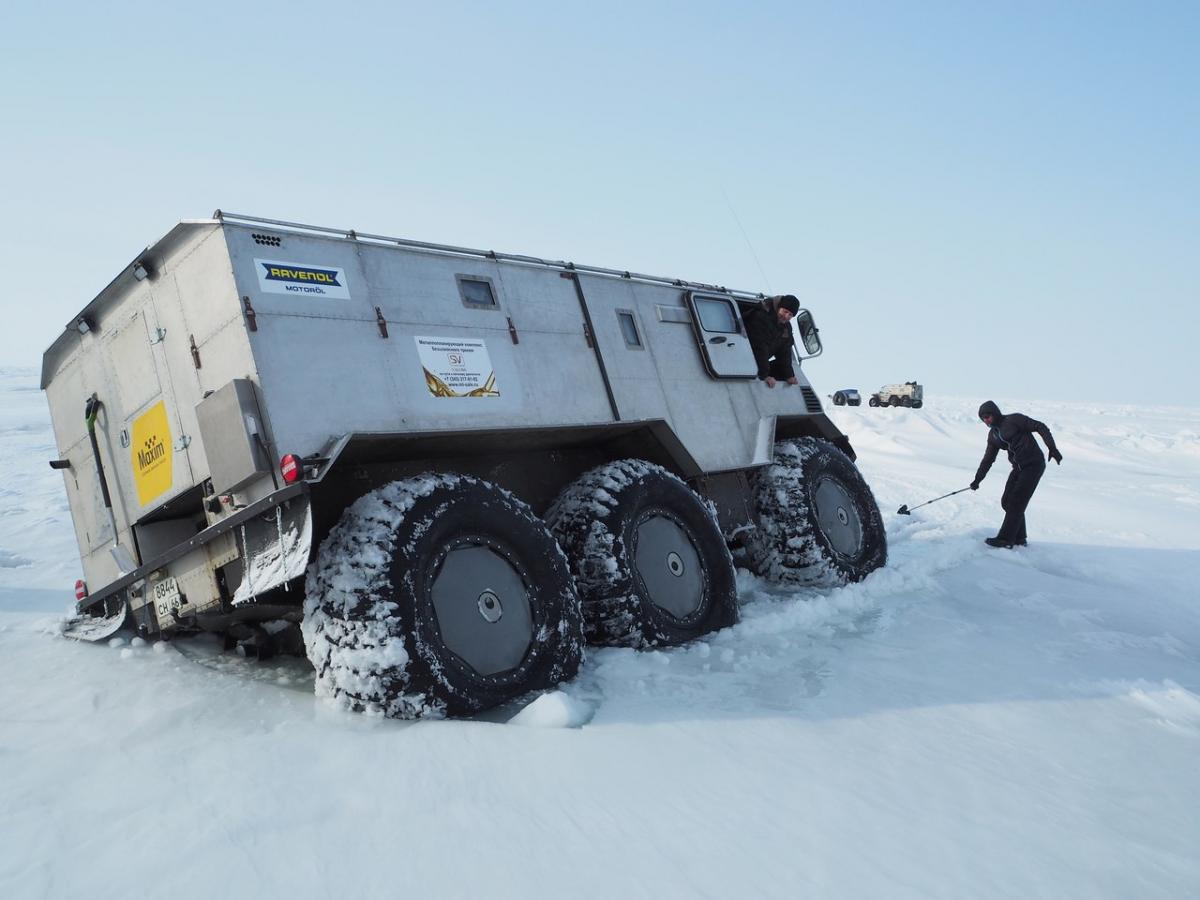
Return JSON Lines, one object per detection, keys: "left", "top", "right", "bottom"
{"left": 509, "top": 690, "right": 594, "bottom": 727}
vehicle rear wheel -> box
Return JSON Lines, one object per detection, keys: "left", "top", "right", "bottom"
{"left": 303, "top": 475, "right": 584, "bottom": 719}
{"left": 902, "top": 396, "right": 913, "bottom": 407}
{"left": 548, "top": 460, "right": 739, "bottom": 648}
{"left": 743, "top": 439, "right": 887, "bottom": 586}
{"left": 912, "top": 400, "right": 923, "bottom": 409}
{"left": 889, "top": 395, "right": 901, "bottom": 407}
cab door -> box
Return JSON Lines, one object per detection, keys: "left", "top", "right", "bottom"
{"left": 684, "top": 292, "right": 759, "bottom": 379}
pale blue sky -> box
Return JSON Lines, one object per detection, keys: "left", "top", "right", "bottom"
{"left": 2, "top": 1, "right": 1195, "bottom": 404}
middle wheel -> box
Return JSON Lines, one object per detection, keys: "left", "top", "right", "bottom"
{"left": 548, "top": 460, "right": 739, "bottom": 648}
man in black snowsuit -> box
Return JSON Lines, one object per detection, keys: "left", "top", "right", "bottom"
{"left": 970, "top": 400, "right": 1063, "bottom": 548}
{"left": 743, "top": 294, "right": 800, "bottom": 388}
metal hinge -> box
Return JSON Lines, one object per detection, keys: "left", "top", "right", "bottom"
{"left": 507, "top": 317, "right": 519, "bottom": 345}
{"left": 149, "top": 327, "right": 167, "bottom": 345}
{"left": 189, "top": 334, "right": 201, "bottom": 369}
{"left": 242, "top": 296, "right": 257, "bottom": 332}
{"left": 174, "top": 435, "right": 192, "bottom": 451}
{"left": 375, "top": 307, "right": 389, "bottom": 338}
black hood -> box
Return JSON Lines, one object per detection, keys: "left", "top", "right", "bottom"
{"left": 978, "top": 400, "right": 1003, "bottom": 422}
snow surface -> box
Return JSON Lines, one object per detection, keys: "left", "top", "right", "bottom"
{"left": 2, "top": 366, "right": 1198, "bottom": 899}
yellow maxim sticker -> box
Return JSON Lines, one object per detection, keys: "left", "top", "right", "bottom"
{"left": 131, "top": 401, "right": 173, "bottom": 506}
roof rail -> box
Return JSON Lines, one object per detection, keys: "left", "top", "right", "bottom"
{"left": 212, "top": 210, "right": 767, "bottom": 300}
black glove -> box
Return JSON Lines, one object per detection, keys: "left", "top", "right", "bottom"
{"left": 970, "top": 481, "right": 980, "bottom": 491}
{"left": 1048, "top": 449, "right": 1062, "bottom": 465}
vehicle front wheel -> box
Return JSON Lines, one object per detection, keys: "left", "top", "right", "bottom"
{"left": 868, "top": 396, "right": 881, "bottom": 407}
{"left": 303, "top": 475, "right": 584, "bottom": 719}
{"left": 548, "top": 460, "right": 739, "bottom": 648}
{"left": 833, "top": 392, "right": 845, "bottom": 406}
{"left": 743, "top": 439, "right": 887, "bottom": 586}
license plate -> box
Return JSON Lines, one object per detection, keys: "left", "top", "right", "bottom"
{"left": 153, "top": 576, "right": 182, "bottom": 620}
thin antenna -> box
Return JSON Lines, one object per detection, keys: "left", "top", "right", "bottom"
{"left": 721, "top": 186, "right": 773, "bottom": 294}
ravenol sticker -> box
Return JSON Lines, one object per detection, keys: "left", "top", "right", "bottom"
{"left": 131, "top": 401, "right": 173, "bottom": 506}
{"left": 415, "top": 336, "right": 500, "bottom": 398}
{"left": 255, "top": 258, "right": 351, "bottom": 299}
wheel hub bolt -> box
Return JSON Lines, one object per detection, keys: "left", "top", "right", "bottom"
{"left": 477, "top": 590, "right": 503, "bottom": 623}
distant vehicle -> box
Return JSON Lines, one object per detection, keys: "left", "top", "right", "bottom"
{"left": 868, "top": 382, "right": 923, "bottom": 408}
{"left": 831, "top": 389, "right": 861, "bottom": 407}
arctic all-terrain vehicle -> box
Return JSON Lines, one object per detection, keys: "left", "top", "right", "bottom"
{"left": 42, "top": 211, "right": 887, "bottom": 718}
{"left": 868, "top": 381, "right": 924, "bottom": 408}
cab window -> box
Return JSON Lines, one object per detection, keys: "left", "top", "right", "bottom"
{"left": 693, "top": 297, "right": 740, "bottom": 334}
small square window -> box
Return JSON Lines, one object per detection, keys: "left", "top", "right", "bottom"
{"left": 456, "top": 275, "right": 498, "bottom": 308}
{"left": 617, "top": 310, "right": 642, "bottom": 348}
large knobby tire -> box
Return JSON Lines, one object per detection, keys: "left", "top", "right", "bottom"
{"left": 744, "top": 439, "right": 887, "bottom": 586}
{"left": 303, "top": 474, "right": 584, "bottom": 719}
{"left": 868, "top": 396, "right": 881, "bottom": 407}
{"left": 889, "top": 395, "right": 901, "bottom": 407}
{"left": 547, "top": 460, "right": 739, "bottom": 648}
{"left": 833, "top": 392, "right": 846, "bottom": 406}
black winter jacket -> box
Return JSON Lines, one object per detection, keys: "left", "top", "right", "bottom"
{"left": 974, "top": 400, "right": 1058, "bottom": 484}
{"left": 742, "top": 300, "right": 795, "bottom": 380}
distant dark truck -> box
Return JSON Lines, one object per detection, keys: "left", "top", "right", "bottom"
{"left": 42, "top": 211, "right": 887, "bottom": 718}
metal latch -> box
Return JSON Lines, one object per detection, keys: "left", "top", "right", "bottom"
{"left": 242, "top": 296, "right": 257, "bottom": 332}
{"left": 174, "top": 435, "right": 192, "bottom": 451}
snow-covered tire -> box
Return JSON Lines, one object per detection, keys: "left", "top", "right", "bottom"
{"left": 547, "top": 460, "right": 738, "bottom": 648}
{"left": 744, "top": 439, "right": 887, "bottom": 586}
{"left": 303, "top": 474, "right": 584, "bottom": 719}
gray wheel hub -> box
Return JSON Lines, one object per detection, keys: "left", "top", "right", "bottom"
{"left": 634, "top": 513, "right": 705, "bottom": 620}
{"left": 431, "top": 543, "right": 533, "bottom": 676}
{"left": 813, "top": 476, "right": 864, "bottom": 559}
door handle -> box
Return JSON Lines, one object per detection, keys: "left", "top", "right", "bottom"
{"left": 708, "top": 336, "right": 727, "bottom": 344}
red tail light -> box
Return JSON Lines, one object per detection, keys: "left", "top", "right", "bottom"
{"left": 280, "top": 454, "right": 302, "bottom": 484}
{"left": 74, "top": 579, "right": 87, "bottom": 603}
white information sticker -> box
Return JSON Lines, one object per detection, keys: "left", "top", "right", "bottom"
{"left": 254, "top": 258, "right": 351, "bottom": 299}
{"left": 414, "top": 336, "right": 500, "bottom": 398}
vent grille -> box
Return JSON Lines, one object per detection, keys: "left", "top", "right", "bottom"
{"left": 801, "top": 386, "right": 822, "bottom": 414}
{"left": 251, "top": 233, "right": 282, "bottom": 247}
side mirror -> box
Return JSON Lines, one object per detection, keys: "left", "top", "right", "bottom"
{"left": 794, "top": 310, "right": 822, "bottom": 357}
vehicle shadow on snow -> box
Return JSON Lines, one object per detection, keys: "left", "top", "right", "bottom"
{"left": 566, "top": 541, "right": 1200, "bottom": 726}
